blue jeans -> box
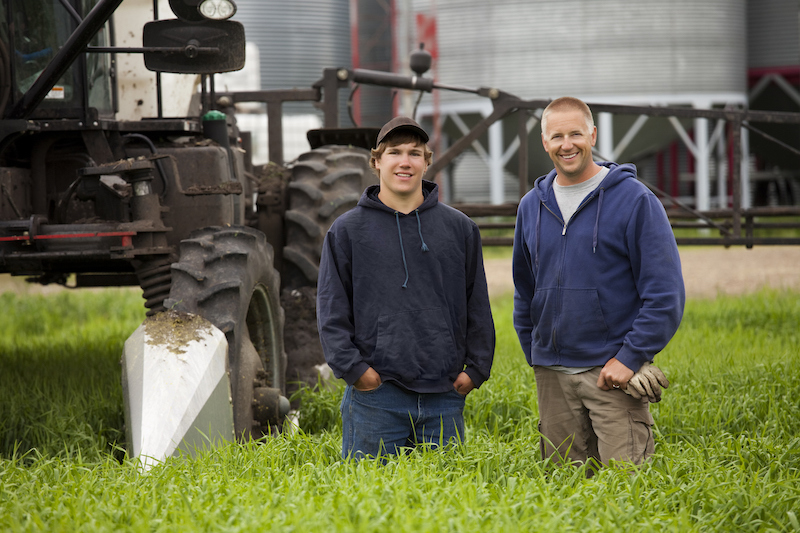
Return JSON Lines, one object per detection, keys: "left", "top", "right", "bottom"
{"left": 340, "top": 381, "right": 466, "bottom": 459}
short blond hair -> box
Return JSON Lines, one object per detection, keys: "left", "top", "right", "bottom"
{"left": 541, "top": 97, "right": 594, "bottom": 137}
{"left": 369, "top": 131, "right": 433, "bottom": 177}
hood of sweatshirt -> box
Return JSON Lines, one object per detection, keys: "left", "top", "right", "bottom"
{"left": 358, "top": 179, "right": 439, "bottom": 213}
{"left": 357, "top": 179, "right": 438, "bottom": 288}
{"left": 533, "top": 161, "right": 636, "bottom": 207}
{"left": 529, "top": 161, "right": 637, "bottom": 267}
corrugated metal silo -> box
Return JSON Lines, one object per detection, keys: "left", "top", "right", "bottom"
{"left": 227, "top": 0, "right": 352, "bottom": 162}
{"left": 748, "top": 0, "right": 800, "bottom": 69}
{"left": 354, "top": 0, "right": 395, "bottom": 127}
{"left": 411, "top": 0, "right": 746, "bottom": 102}
{"left": 402, "top": 0, "right": 747, "bottom": 206}
{"left": 234, "top": 0, "right": 351, "bottom": 102}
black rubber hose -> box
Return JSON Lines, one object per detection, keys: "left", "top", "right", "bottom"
{"left": 122, "top": 133, "right": 169, "bottom": 200}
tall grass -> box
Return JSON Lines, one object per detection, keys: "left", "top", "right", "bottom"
{"left": 1, "top": 288, "right": 799, "bottom": 531}
{"left": 0, "top": 290, "right": 144, "bottom": 463}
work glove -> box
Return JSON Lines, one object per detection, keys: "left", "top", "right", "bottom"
{"left": 624, "top": 362, "right": 670, "bottom": 403}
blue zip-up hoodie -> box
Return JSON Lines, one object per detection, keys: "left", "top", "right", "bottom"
{"left": 512, "top": 162, "right": 685, "bottom": 372}
{"left": 317, "top": 180, "right": 495, "bottom": 393}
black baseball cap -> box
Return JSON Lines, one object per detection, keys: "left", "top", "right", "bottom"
{"left": 376, "top": 116, "right": 429, "bottom": 147}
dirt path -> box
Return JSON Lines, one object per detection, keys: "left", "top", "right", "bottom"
{"left": 2, "top": 246, "right": 799, "bottom": 300}
{"left": 484, "top": 246, "right": 800, "bottom": 299}
{"left": 0, "top": 275, "right": 137, "bottom": 295}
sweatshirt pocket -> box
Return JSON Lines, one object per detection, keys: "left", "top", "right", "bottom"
{"left": 558, "top": 288, "right": 609, "bottom": 353}
{"left": 373, "top": 308, "right": 457, "bottom": 382}
{"left": 530, "top": 288, "right": 556, "bottom": 348}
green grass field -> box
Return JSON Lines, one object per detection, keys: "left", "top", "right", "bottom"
{"left": 1, "top": 287, "right": 799, "bottom": 531}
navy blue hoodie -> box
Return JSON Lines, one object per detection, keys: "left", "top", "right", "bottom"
{"left": 317, "top": 180, "right": 495, "bottom": 393}
{"left": 512, "top": 162, "right": 685, "bottom": 372}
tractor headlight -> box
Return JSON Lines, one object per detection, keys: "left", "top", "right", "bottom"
{"left": 198, "top": 0, "right": 237, "bottom": 20}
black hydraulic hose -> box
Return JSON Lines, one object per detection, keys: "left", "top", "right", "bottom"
{"left": 122, "top": 133, "right": 169, "bottom": 200}
{"left": 55, "top": 174, "right": 84, "bottom": 223}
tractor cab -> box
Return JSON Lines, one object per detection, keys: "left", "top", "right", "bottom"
{"left": 1, "top": 0, "right": 114, "bottom": 122}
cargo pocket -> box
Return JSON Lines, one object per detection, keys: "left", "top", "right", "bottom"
{"left": 628, "top": 409, "right": 655, "bottom": 464}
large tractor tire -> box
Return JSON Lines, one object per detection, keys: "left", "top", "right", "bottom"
{"left": 163, "top": 226, "right": 287, "bottom": 441}
{"left": 282, "top": 145, "right": 377, "bottom": 289}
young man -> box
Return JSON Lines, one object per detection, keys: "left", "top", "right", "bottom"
{"left": 513, "top": 97, "right": 684, "bottom": 469}
{"left": 317, "top": 116, "right": 495, "bottom": 459}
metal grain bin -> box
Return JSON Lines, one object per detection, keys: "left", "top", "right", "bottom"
{"left": 408, "top": 0, "right": 746, "bottom": 102}
{"left": 233, "top": 0, "right": 351, "bottom": 117}
{"left": 748, "top": 0, "right": 800, "bottom": 69}
{"left": 402, "top": 0, "right": 747, "bottom": 204}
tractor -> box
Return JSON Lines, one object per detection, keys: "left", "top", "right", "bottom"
{"left": 0, "top": 0, "right": 406, "bottom": 466}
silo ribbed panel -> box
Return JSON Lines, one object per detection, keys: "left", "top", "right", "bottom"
{"left": 410, "top": 0, "right": 746, "bottom": 102}
{"left": 234, "top": 0, "right": 351, "bottom": 116}
{"left": 748, "top": 0, "right": 800, "bottom": 68}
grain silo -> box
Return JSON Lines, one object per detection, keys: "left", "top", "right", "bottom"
{"left": 223, "top": 0, "right": 353, "bottom": 163}
{"left": 397, "top": 0, "right": 748, "bottom": 207}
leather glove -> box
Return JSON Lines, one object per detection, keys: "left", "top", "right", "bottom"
{"left": 624, "top": 363, "right": 670, "bottom": 402}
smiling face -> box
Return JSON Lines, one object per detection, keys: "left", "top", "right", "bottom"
{"left": 541, "top": 107, "right": 599, "bottom": 185}
{"left": 372, "top": 135, "right": 430, "bottom": 212}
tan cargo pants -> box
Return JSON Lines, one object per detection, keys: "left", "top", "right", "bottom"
{"left": 534, "top": 365, "right": 655, "bottom": 468}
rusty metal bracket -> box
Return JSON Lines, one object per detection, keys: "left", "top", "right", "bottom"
{"left": 183, "top": 182, "right": 243, "bottom": 196}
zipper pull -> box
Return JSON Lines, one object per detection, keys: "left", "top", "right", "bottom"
{"left": 562, "top": 223, "right": 567, "bottom": 236}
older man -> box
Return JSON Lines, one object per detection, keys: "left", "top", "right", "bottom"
{"left": 513, "top": 97, "right": 684, "bottom": 470}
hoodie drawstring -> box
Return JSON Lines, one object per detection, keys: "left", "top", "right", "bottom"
{"left": 534, "top": 200, "right": 542, "bottom": 269}
{"left": 395, "top": 210, "right": 429, "bottom": 288}
{"left": 395, "top": 212, "right": 409, "bottom": 288}
{"left": 593, "top": 188, "right": 604, "bottom": 253}
{"left": 415, "top": 210, "right": 429, "bottom": 252}
{"left": 539, "top": 186, "right": 604, "bottom": 257}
